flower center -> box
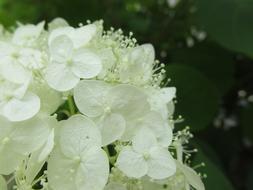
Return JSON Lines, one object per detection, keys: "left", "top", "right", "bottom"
{"left": 143, "top": 152, "right": 150, "bottom": 160}
{"left": 104, "top": 106, "right": 111, "bottom": 114}
{"left": 2, "top": 137, "right": 10, "bottom": 145}
{"left": 66, "top": 58, "right": 73, "bottom": 66}
{"left": 11, "top": 52, "right": 20, "bottom": 59}
{"left": 73, "top": 156, "right": 81, "bottom": 163}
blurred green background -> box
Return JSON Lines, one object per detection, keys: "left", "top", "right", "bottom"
{"left": 1, "top": 0, "right": 253, "bottom": 189}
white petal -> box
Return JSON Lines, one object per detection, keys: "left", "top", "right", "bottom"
{"left": 9, "top": 116, "right": 51, "bottom": 154}
{"left": 24, "top": 150, "right": 47, "bottom": 184}
{"left": 167, "top": 101, "right": 175, "bottom": 117}
{"left": 160, "top": 87, "right": 176, "bottom": 103}
{"left": 0, "top": 146, "right": 24, "bottom": 175}
{"left": 100, "top": 113, "right": 126, "bottom": 146}
{"left": 119, "top": 44, "right": 154, "bottom": 84}
{"left": 106, "top": 85, "right": 150, "bottom": 141}
{"left": 18, "top": 48, "right": 43, "bottom": 69}
{"left": 71, "top": 24, "right": 97, "bottom": 48}
{"left": 139, "top": 111, "right": 173, "bottom": 147}
{"left": 177, "top": 162, "right": 205, "bottom": 190}
{"left": 12, "top": 21, "right": 45, "bottom": 46}
{"left": 147, "top": 146, "right": 176, "bottom": 179}
{"left": 76, "top": 148, "right": 109, "bottom": 190}
{"left": 97, "top": 48, "right": 116, "bottom": 79}
{"left": 48, "top": 147, "right": 77, "bottom": 190}
{"left": 116, "top": 146, "right": 148, "bottom": 178}
{"left": 45, "top": 62, "right": 79, "bottom": 91}
{"left": 156, "top": 124, "right": 173, "bottom": 148}
{"left": 3, "top": 92, "right": 40, "bottom": 122}
{"left": 0, "top": 57, "right": 31, "bottom": 84}
{"left": 48, "top": 26, "right": 74, "bottom": 46}
{"left": 49, "top": 35, "right": 73, "bottom": 62}
{"left": 60, "top": 114, "right": 102, "bottom": 157}
{"left": 0, "top": 175, "right": 7, "bottom": 190}
{"left": 107, "top": 84, "right": 150, "bottom": 120}
{"left": 0, "top": 42, "right": 15, "bottom": 57}
{"left": 132, "top": 127, "right": 157, "bottom": 154}
{"left": 48, "top": 18, "right": 69, "bottom": 31}
{"left": 0, "top": 116, "right": 12, "bottom": 139}
{"left": 72, "top": 49, "right": 102, "bottom": 79}
{"left": 74, "top": 80, "right": 111, "bottom": 117}
{"left": 38, "top": 129, "right": 55, "bottom": 162}
{"left": 146, "top": 87, "right": 176, "bottom": 119}
{"left": 141, "top": 44, "right": 155, "bottom": 65}
{"left": 31, "top": 82, "right": 62, "bottom": 114}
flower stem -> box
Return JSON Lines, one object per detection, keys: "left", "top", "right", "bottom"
{"left": 68, "top": 95, "right": 75, "bottom": 115}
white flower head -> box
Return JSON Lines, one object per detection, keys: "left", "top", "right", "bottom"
{"left": 48, "top": 24, "right": 97, "bottom": 49}
{"left": 146, "top": 86, "right": 176, "bottom": 119}
{"left": 48, "top": 114, "right": 109, "bottom": 190}
{"left": 74, "top": 80, "right": 150, "bottom": 145}
{"left": 48, "top": 18, "right": 69, "bottom": 31}
{"left": 0, "top": 74, "right": 40, "bottom": 121}
{"left": 0, "top": 19, "right": 205, "bottom": 190}
{"left": 45, "top": 29, "right": 102, "bottom": 91}
{"left": 0, "top": 116, "right": 51, "bottom": 174}
{"left": 116, "top": 127, "right": 176, "bottom": 179}
{"left": 119, "top": 44, "right": 155, "bottom": 85}
{"left": 12, "top": 21, "right": 45, "bottom": 47}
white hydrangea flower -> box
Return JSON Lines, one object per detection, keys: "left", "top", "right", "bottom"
{"left": 0, "top": 75, "right": 40, "bottom": 121}
{"left": 0, "top": 43, "right": 33, "bottom": 83}
{"left": 45, "top": 32, "right": 102, "bottom": 91}
{"left": 48, "top": 114, "right": 109, "bottom": 190}
{"left": 48, "top": 18, "right": 69, "bottom": 32}
{"left": 96, "top": 47, "right": 116, "bottom": 79}
{"left": 12, "top": 21, "right": 45, "bottom": 47}
{"left": 0, "top": 115, "right": 51, "bottom": 175}
{"left": 74, "top": 80, "right": 150, "bottom": 145}
{"left": 0, "top": 44, "right": 45, "bottom": 82}
{"left": 141, "top": 162, "right": 205, "bottom": 190}
{"left": 15, "top": 123, "right": 56, "bottom": 189}
{"left": 0, "top": 175, "right": 7, "bottom": 190}
{"left": 48, "top": 24, "right": 97, "bottom": 49}
{"left": 0, "top": 19, "right": 205, "bottom": 190}
{"left": 133, "top": 111, "right": 173, "bottom": 148}
{"left": 146, "top": 86, "right": 176, "bottom": 119}
{"left": 116, "top": 127, "right": 176, "bottom": 179}
{"left": 31, "top": 82, "right": 63, "bottom": 115}
{"left": 119, "top": 44, "right": 155, "bottom": 85}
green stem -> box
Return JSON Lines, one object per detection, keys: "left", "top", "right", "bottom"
{"left": 104, "top": 146, "right": 117, "bottom": 165}
{"left": 68, "top": 95, "right": 75, "bottom": 115}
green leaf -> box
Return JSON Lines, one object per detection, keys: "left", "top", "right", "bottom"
{"left": 166, "top": 65, "right": 220, "bottom": 131}
{"left": 0, "top": 0, "right": 40, "bottom": 27}
{"left": 193, "top": 145, "right": 235, "bottom": 190}
{"left": 170, "top": 42, "right": 235, "bottom": 94}
{"left": 241, "top": 104, "right": 253, "bottom": 142}
{"left": 246, "top": 165, "right": 253, "bottom": 190}
{"left": 195, "top": 0, "right": 253, "bottom": 57}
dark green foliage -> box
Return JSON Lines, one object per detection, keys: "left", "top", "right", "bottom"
{"left": 166, "top": 65, "right": 220, "bottom": 131}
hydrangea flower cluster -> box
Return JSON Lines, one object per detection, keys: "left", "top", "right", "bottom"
{"left": 0, "top": 18, "right": 205, "bottom": 190}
